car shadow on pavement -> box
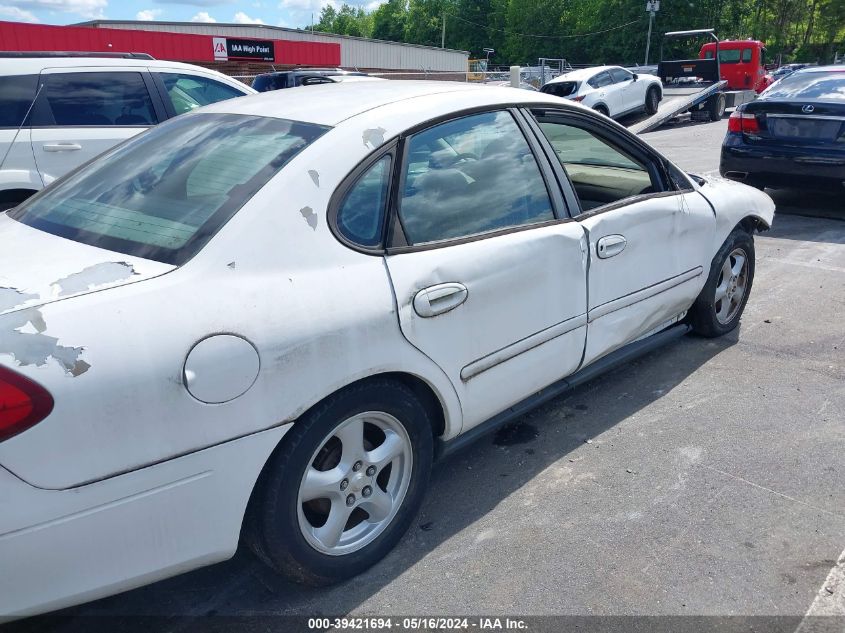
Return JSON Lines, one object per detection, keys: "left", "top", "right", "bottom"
{"left": 9, "top": 331, "right": 740, "bottom": 633}
{"left": 769, "top": 190, "right": 844, "bottom": 226}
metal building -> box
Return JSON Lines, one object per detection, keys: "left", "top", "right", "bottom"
{"left": 77, "top": 20, "right": 469, "bottom": 74}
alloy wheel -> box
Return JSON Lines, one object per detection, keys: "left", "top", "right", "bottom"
{"left": 297, "top": 411, "right": 413, "bottom": 556}
{"left": 714, "top": 247, "right": 748, "bottom": 324}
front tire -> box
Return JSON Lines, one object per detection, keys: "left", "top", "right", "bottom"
{"left": 645, "top": 86, "right": 661, "bottom": 115}
{"left": 247, "top": 379, "right": 434, "bottom": 585}
{"left": 688, "top": 228, "right": 755, "bottom": 337}
{"left": 594, "top": 104, "right": 610, "bottom": 117}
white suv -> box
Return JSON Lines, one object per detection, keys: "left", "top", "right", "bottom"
{"left": 0, "top": 53, "right": 254, "bottom": 211}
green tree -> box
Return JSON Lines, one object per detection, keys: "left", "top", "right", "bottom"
{"left": 373, "top": 0, "right": 409, "bottom": 41}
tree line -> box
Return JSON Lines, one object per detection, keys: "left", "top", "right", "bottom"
{"left": 310, "top": 0, "right": 845, "bottom": 67}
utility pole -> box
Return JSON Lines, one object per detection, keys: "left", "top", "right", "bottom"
{"left": 644, "top": 1, "right": 660, "bottom": 65}
{"left": 441, "top": 12, "right": 446, "bottom": 48}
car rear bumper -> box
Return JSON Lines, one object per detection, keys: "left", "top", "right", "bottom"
{"left": 0, "top": 424, "right": 289, "bottom": 620}
{"left": 720, "top": 139, "right": 845, "bottom": 189}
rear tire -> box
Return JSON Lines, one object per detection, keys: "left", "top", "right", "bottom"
{"left": 688, "top": 228, "right": 755, "bottom": 338}
{"left": 645, "top": 87, "right": 661, "bottom": 115}
{"left": 708, "top": 93, "right": 726, "bottom": 122}
{"left": 246, "top": 379, "right": 433, "bottom": 586}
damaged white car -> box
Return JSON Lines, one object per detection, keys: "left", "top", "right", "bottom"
{"left": 0, "top": 81, "right": 774, "bottom": 618}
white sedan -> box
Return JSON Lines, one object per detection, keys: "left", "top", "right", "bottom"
{"left": 0, "top": 81, "right": 773, "bottom": 618}
{"left": 541, "top": 65, "right": 663, "bottom": 119}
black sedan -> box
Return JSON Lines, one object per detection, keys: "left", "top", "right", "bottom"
{"left": 720, "top": 65, "right": 845, "bottom": 191}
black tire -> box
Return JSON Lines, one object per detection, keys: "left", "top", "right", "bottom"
{"left": 708, "top": 93, "right": 726, "bottom": 122}
{"left": 645, "top": 86, "right": 661, "bottom": 115}
{"left": 594, "top": 104, "right": 610, "bottom": 117}
{"left": 246, "top": 379, "right": 434, "bottom": 586}
{"left": 688, "top": 228, "right": 755, "bottom": 338}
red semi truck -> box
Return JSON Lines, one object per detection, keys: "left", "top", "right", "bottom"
{"left": 700, "top": 39, "right": 773, "bottom": 93}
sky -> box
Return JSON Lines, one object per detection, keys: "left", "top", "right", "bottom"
{"left": 0, "top": 0, "right": 376, "bottom": 30}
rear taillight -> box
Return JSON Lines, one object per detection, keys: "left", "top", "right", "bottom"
{"left": 0, "top": 366, "right": 53, "bottom": 442}
{"left": 728, "top": 111, "right": 761, "bottom": 134}
{"left": 572, "top": 95, "right": 586, "bottom": 102}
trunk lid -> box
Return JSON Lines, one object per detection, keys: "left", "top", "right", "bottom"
{"left": 744, "top": 99, "right": 845, "bottom": 147}
{"left": 0, "top": 213, "right": 174, "bottom": 317}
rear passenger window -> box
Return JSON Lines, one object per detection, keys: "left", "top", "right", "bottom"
{"left": 336, "top": 155, "right": 392, "bottom": 247}
{"left": 398, "top": 111, "right": 554, "bottom": 245}
{"left": 42, "top": 72, "right": 157, "bottom": 126}
{"left": 0, "top": 75, "right": 39, "bottom": 128}
{"left": 533, "top": 115, "right": 659, "bottom": 212}
{"left": 158, "top": 73, "right": 247, "bottom": 115}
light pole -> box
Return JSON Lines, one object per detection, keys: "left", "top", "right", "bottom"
{"left": 644, "top": 0, "right": 660, "bottom": 66}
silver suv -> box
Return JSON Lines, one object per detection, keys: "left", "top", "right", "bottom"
{"left": 0, "top": 52, "right": 254, "bottom": 211}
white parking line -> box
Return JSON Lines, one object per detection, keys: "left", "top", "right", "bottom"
{"left": 795, "top": 547, "right": 845, "bottom": 632}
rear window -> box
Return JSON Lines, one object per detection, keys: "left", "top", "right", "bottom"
{"left": 10, "top": 113, "right": 329, "bottom": 265}
{"left": 40, "top": 72, "right": 157, "bottom": 126}
{"left": 0, "top": 75, "right": 39, "bottom": 128}
{"left": 761, "top": 71, "right": 845, "bottom": 102}
{"left": 541, "top": 81, "right": 579, "bottom": 98}
{"left": 252, "top": 74, "right": 287, "bottom": 91}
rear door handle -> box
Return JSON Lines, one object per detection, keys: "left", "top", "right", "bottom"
{"left": 43, "top": 143, "right": 82, "bottom": 152}
{"left": 596, "top": 234, "right": 627, "bottom": 259}
{"left": 413, "top": 282, "right": 468, "bottom": 318}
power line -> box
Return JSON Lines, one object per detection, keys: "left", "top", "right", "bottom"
{"left": 444, "top": 13, "right": 644, "bottom": 40}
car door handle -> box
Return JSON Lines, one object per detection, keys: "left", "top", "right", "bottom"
{"left": 596, "top": 234, "right": 627, "bottom": 259}
{"left": 43, "top": 143, "right": 82, "bottom": 152}
{"left": 413, "top": 283, "right": 468, "bottom": 318}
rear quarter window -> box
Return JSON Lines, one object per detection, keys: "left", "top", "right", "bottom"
{"left": 10, "top": 113, "right": 330, "bottom": 265}
{"left": 0, "top": 75, "right": 39, "bottom": 128}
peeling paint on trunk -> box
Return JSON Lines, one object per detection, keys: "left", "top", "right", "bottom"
{"left": 0, "top": 287, "right": 38, "bottom": 313}
{"left": 300, "top": 206, "right": 318, "bottom": 230}
{"left": 0, "top": 308, "right": 90, "bottom": 376}
{"left": 308, "top": 170, "right": 320, "bottom": 187}
{"left": 362, "top": 127, "right": 387, "bottom": 149}
{"left": 53, "top": 262, "right": 137, "bottom": 297}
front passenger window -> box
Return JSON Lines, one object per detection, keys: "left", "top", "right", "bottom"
{"left": 398, "top": 111, "right": 554, "bottom": 245}
{"left": 534, "top": 116, "right": 659, "bottom": 212}
{"left": 158, "top": 73, "right": 247, "bottom": 115}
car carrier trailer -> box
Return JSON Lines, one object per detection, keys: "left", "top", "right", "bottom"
{"left": 631, "top": 29, "right": 758, "bottom": 134}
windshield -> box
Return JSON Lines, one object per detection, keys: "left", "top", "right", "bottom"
{"left": 761, "top": 71, "right": 845, "bottom": 102}
{"left": 10, "top": 113, "right": 329, "bottom": 265}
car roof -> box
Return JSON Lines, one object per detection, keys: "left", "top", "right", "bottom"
{"left": 0, "top": 56, "right": 244, "bottom": 79}
{"left": 793, "top": 65, "right": 845, "bottom": 74}
{"left": 199, "top": 80, "right": 576, "bottom": 127}
{"left": 545, "top": 66, "right": 618, "bottom": 83}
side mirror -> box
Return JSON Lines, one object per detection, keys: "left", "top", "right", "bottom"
{"left": 632, "top": 73, "right": 639, "bottom": 81}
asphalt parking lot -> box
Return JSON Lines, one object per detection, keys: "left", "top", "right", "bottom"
{"left": 9, "top": 117, "right": 844, "bottom": 632}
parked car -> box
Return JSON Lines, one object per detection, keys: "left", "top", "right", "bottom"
{"left": 251, "top": 68, "right": 372, "bottom": 91}
{"left": 770, "top": 63, "right": 812, "bottom": 83}
{"left": 0, "top": 52, "right": 254, "bottom": 212}
{"left": 0, "top": 80, "right": 774, "bottom": 619}
{"left": 720, "top": 65, "right": 845, "bottom": 190}
{"left": 540, "top": 65, "right": 663, "bottom": 119}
